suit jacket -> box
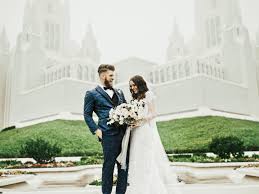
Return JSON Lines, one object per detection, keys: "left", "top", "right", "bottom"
{"left": 84, "top": 85, "right": 127, "bottom": 135}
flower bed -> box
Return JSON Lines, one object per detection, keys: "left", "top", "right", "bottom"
{"left": 169, "top": 154, "right": 259, "bottom": 163}
{"left": 0, "top": 155, "right": 103, "bottom": 172}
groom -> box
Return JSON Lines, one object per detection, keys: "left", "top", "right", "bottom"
{"left": 83, "top": 64, "right": 129, "bottom": 194}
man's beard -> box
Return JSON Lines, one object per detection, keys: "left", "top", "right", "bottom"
{"left": 104, "top": 78, "right": 113, "bottom": 89}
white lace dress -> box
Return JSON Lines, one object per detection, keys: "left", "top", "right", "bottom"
{"left": 126, "top": 91, "right": 178, "bottom": 194}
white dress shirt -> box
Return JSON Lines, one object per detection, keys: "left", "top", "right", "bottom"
{"left": 99, "top": 84, "right": 114, "bottom": 98}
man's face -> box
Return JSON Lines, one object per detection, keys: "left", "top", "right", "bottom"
{"left": 102, "top": 70, "right": 114, "bottom": 87}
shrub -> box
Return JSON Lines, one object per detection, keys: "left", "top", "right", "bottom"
{"left": 1, "top": 125, "right": 16, "bottom": 132}
{"left": 209, "top": 136, "right": 245, "bottom": 159}
{"left": 0, "top": 160, "right": 22, "bottom": 169}
{"left": 252, "top": 154, "right": 259, "bottom": 159}
{"left": 78, "top": 154, "right": 103, "bottom": 165}
{"left": 20, "top": 138, "right": 62, "bottom": 164}
{"left": 193, "top": 153, "right": 207, "bottom": 157}
{"left": 171, "top": 154, "right": 192, "bottom": 159}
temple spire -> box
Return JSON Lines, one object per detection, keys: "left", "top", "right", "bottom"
{"left": 23, "top": 0, "right": 32, "bottom": 32}
{"left": 166, "top": 18, "right": 185, "bottom": 61}
{"left": 0, "top": 27, "right": 10, "bottom": 53}
{"left": 224, "top": 0, "right": 242, "bottom": 27}
{"left": 80, "top": 23, "right": 101, "bottom": 63}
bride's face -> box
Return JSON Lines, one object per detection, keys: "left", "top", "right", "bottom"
{"left": 129, "top": 81, "right": 138, "bottom": 94}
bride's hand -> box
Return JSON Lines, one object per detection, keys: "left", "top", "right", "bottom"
{"left": 129, "top": 124, "right": 138, "bottom": 129}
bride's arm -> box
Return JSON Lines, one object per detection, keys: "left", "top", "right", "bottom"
{"left": 145, "top": 92, "right": 157, "bottom": 122}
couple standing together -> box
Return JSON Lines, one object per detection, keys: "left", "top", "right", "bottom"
{"left": 84, "top": 64, "right": 177, "bottom": 194}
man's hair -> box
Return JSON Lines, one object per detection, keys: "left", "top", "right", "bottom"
{"left": 98, "top": 64, "right": 115, "bottom": 75}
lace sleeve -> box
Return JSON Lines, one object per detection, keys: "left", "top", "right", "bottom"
{"left": 145, "top": 91, "right": 157, "bottom": 121}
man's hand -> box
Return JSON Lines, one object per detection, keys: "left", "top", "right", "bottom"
{"left": 95, "top": 129, "right": 102, "bottom": 139}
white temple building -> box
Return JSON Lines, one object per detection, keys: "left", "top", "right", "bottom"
{"left": 1, "top": 0, "right": 259, "bottom": 129}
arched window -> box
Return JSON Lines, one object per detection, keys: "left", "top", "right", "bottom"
{"left": 155, "top": 71, "right": 159, "bottom": 83}
{"left": 58, "top": 69, "right": 61, "bottom": 79}
{"left": 50, "top": 24, "right": 54, "bottom": 49}
{"left": 213, "top": 67, "right": 217, "bottom": 77}
{"left": 160, "top": 69, "right": 165, "bottom": 82}
{"left": 50, "top": 72, "right": 54, "bottom": 83}
{"left": 166, "top": 67, "right": 171, "bottom": 81}
{"left": 62, "top": 68, "right": 65, "bottom": 78}
{"left": 46, "top": 74, "right": 49, "bottom": 84}
{"left": 172, "top": 66, "right": 177, "bottom": 80}
{"left": 54, "top": 71, "right": 57, "bottom": 81}
{"left": 84, "top": 66, "right": 89, "bottom": 80}
{"left": 201, "top": 63, "right": 204, "bottom": 73}
{"left": 47, "top": 3, "right": 53, "bottom": 14}
{"left": 210, "top": 66, "right": 213, "bottom": 76}
{"left": 114, "top": 72, "right": 118, "bottom": 84}
{"left": 91, "top": 69, "right": 95, "bottom": 82}
{"left": 197, "top": 61, "right": 200, "bottom": 74}
{"left": 222, "top": 70, "right": 225, "bottom": 79}
{"left": 217, "top": 69, "right": 221, "bottom": 77}
{"left": 185, "top": 62, "right": 190, "bottom": 77}
{"left": 44, "top": 22, "right": 49, "bottom": 49}
{"left": 55, "top": 24, "right": 60, "bottom": 51}
{"left": 66, "top": 66, "right": 70, "bottom": 77}
{"left": 210, "top": 0, "right": 217, "bottom": 9}
{"left": 205, "top": 65, "right": 209, "bottom": 75}
{"left": 178, "top": 64, "right": 184, "bottom": 78}
{"left": 205, "top": 16, "right": 221, "bottom": 48}
{"left": 44, "top": 21, "right": 60, "bottom": 51}
{"left": 149, "top": 72, "right": 154, "bottom": 83}
{"left": 215, "top": 54, "right": 221, "bottom": 64}
{"left": 77, "top": 65, "right": 83, "bottom": 80}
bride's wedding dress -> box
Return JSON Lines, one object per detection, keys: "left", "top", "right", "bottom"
{"left": 126, "top": 91, "right": 178, "bottom": 194}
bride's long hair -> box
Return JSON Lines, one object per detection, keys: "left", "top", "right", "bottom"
{"left": 129, "top": 75, "right": 149, "bottom": 100}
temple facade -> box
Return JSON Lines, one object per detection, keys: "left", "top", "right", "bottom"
{"left": 1, "top": 0, "right": 259, "bottom": 129}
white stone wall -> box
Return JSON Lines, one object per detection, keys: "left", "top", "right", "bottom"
{"left": 6, "top": 74, "right": 258, "bottom": 128}
{"left": 114, "top": 57, "right": 157, "bottom": 84}
{"left": 2, "top": 0, "right": 259, "bottom": 129}
{"left": 8, "top": 79, "right": 97, "bottom": 128}
{"left": 0, "top": 52, "right": 9, "bottom": 128}
{"left": 153, "top": 75, "right": 249, "bottom": 116}
{"left": 256, "top": 44, "right": 259, "bottom": 95}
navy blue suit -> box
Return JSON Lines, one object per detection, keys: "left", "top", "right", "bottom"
{"left": 84, "top": 85, "right": 129, "bottom": 194}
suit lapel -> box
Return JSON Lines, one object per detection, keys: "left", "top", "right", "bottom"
{"left": 113, "top": 89, "right": 120, "bottom": 102}
{"left": 96, "top": 86, "right": 114, "bottom": 105}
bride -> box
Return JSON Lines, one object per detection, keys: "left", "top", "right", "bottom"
{"left": 118, "top": 75, "right": 179, "bottom": 194}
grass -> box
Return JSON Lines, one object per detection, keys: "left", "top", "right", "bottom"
{"left": 158, "top": 116, "right": 259, "bottom": 153}
{"left": 0, "top": 116, "right": 259, "bottom": 158}
{"left": 0, "top": 120, "right": 102, "bottom": 158}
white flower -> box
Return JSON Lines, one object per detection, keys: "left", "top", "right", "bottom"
{"left": 107, "top": 100, "right": 147, "bottom": 126}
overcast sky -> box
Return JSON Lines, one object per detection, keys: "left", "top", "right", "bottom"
{"left": 0, "top": 0, "right": 258, "bottom": 64}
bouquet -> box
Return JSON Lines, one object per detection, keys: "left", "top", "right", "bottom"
{"left": 110, "top": 100, "right": 146, "bottom": 169}
{"left": 107, "top": 99, "right": 146, "bottom": 127}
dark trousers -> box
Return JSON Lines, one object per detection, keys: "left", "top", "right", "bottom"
{"left": 101, "top": 128, "right": 129, "bottom": 194}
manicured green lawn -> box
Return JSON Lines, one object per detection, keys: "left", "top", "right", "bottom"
{"left": 0, "top": 116, "right": 259, "bottom": 158}
{"left": 0, "top": 120, "right": 102, "bottom": 158}
{"left": 158, "top": 116, "right": 259, "bottom": 153}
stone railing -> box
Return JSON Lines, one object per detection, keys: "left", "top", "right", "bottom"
{"left": 44, "top": 58, "right": 97, "bottom": 85}
{"left": 149, "top": 54, "right": 225, "bottom": 84}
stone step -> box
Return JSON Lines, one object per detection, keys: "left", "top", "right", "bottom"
{"left": 2, "top": 184, "right": 259, "bottom": 194}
